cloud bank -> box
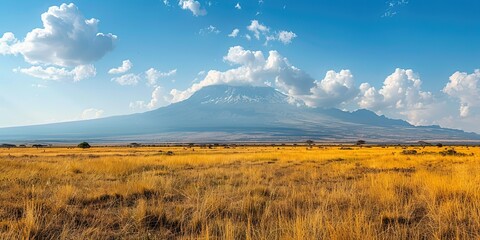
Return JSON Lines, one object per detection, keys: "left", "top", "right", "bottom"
{"left": 168, "top": 46, "right": 480, "bottom": 132}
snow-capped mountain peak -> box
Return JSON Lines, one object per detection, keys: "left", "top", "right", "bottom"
{"left": 185, "top": 85, "right": 290, "bottom": 105}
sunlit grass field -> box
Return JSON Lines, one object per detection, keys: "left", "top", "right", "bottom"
{"left": 0, "top": 144, "right": 479, "bottom": 239}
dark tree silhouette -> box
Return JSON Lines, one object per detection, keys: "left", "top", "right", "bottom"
{"left": 78, "top": 142, "right": 91, "bottom": 149}
{"left": 356, "top": 140, "right": 366, "bottom": 146}
{"left": 129, "top": 143, "right": 141, "bottom": 148}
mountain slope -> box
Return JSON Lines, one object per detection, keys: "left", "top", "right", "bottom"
{"left": 0, "top": 85, "right": 478, "bottom": 143}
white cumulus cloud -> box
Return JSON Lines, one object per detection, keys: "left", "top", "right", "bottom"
{"left": 108, "top": 60, "right": 132, "bottom": 74}
{"left": 145, "top": 68, "right": 177, "bottom": 86}
{"left": 277, "top": 31, "right": 297, "bottom": 45}
{"left": 223, "top": 45, "right": 265, "bottom": 66}
{"left": 265, "top": 31, "right": 298, "bottom": 45}
{"left": 0, "top": 32, "right": 18, "bottom": 55}
{"left": 130, "top": 86, "right": 170, "bottom": 110}
{"left": 247, "top": 20, "right": 269, "bottom": 40}
{"left": 6, "top": 3, "right": 116, "bottom": 67}
{"left": 14, "top": 64, "right": 96, "bottom": 82}
{"left": 111, "top": 73, "right": 141, "bottom": 86}
{"left": 179, "top": 0, "right": 207, "bottom": 16}
{"left": 246, "top": 20, "right": 297, "bottom": 45}
{"left": 228, "top": 29, "right": 240, "bottom": 38}
{"left": 443, "top": 70, "right": 480, "bottom": 117}
{"left": 300, "top": 70, "right": 357, "bottom": 108}
{"left": 170, "top": 46, "right": 321, "bottom": 103}
{"left": 235, "top": 3, "right": 242, "bottom": 10}
{"left": 356, "top": 68, "right": 434, "bottom": 125}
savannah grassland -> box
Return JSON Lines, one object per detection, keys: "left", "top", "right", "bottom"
{"left": 0, "top": 145, "right": 479, "bottom": 239}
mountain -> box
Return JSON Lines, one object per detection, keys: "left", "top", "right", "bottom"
{"left": 0, "top": 85, "right": 479, "bottom": 143}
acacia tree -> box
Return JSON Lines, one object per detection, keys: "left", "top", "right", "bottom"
{"left": 78, "top": 142, "right": 91, "bottom": 149}
{"left": 356, "top": 140, "right": 366, "bottom": 146}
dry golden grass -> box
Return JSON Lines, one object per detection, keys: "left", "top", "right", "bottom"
{"left": 0, "top": 145, "right": 479, "bottom": 239}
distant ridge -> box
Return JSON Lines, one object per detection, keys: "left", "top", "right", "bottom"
{"left": 0, "top": 85, "right": 479, "bottom": 143}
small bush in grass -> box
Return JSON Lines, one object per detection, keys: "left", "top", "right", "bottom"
{"left": 439, "top": 149, "right": 466, "bottom": 156}
{"left": 401, "top": 150, "right": 417, "bottom": 155}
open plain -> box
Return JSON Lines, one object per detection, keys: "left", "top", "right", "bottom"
{"left": 0, "top": 145, "right": 479, "bottom": 239}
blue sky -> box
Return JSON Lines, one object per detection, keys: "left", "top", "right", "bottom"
{"left": 1, "top": 0, "right": 480, "bottom": 132}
